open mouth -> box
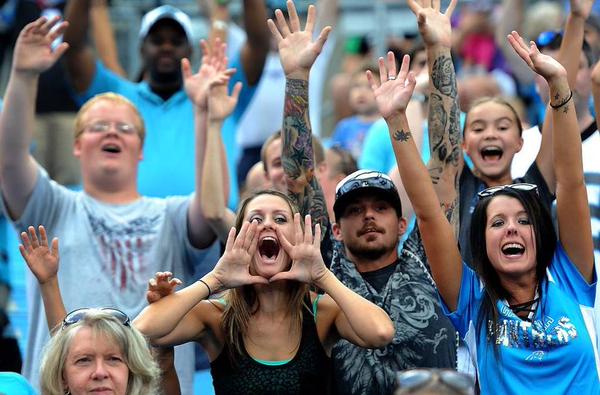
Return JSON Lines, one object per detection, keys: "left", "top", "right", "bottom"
{"left": 502, "top": 242, "right": 525, "bottom": 257}
{"left": 480, "top": 146, "right": 503, "bottom": 162}
{"left": 259, "top": 236, "right": 280, "bottom": 261}
{"left": 101, "top": 143, "right": 122, "bottom": 154}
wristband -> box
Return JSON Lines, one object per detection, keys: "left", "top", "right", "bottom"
{"left": 198, "top": 279, "right": 212, "bottom": 297}
{"left": 549, "top": 90, "right": 573, "bottom": 110}
{"left": 212, "top": 19, "right": 229, "bottom": 31}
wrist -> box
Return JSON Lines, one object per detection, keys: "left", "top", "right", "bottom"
{"left": 39, "top": 275, "right": 59, "bottom": 288}
{"left": 312, "top": 268, "right": 334, "bottom": 290}
{"left": 286, "top": 71, "right": 310, "bottom": 81}
{"left": 202, "top": 272, "right": 224, "bottom": 295}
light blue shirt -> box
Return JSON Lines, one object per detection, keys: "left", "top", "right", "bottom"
{"left": 443, "top": 243, "right": 599, "bottom": 394}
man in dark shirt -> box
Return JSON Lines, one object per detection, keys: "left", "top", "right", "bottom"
{"left": 330, "top": 170, "right": 458, "bottom": 395}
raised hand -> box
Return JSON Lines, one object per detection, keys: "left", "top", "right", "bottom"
{"left": 407, "top": 0, "right": 456, "bottom": 48}
{"left": 210, "top": 221, "right": 268, "bottom": 291}
{"left": 267, "top": 0, "right": 331, "bottom": 79}
{"left": 13, "top": 16, "right": 69, "bottom": 76}
{"left": 507, "top": 31, "right": 567, "bottom": 82}
{"left": 208, "top": 81, "right": 242, "bottom": 122}
{"left": 366, "top": 52, "right": 417, "bottom": 120}
{"left": 182, "top": 38, "right": 236, "bottom": 110}
{"left": 269, "top": 213, "right": 328, "bottom": 284}
{"left": 19, "top": 225, "right": 59, "bottom": 285}
{"left": 146, "top": 272, "right": 182, "bottom": 304}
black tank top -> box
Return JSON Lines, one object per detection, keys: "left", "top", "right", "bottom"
{"left": 210, "top": 299, "right": 332, "bottom": 395}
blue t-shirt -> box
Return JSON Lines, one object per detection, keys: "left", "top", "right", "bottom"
{"left": 77, "top": 57, "right": 255, "bottom": 210}
{"left": 443, "top": 244, "right": 599, "bottom": 394}
{"left": 331, "top": 116, "right": 375, "bottom": 159}
{"left": 0, "top": 372, "right": 37, "bottom": 395}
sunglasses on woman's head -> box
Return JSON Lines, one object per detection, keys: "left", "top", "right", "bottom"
{"left": 62, "top": 308, "right": 131, "bottom": 329}
{"left": 477, "top": 183, "right": 539, "bottom": 199}
{"left": 396, "top": 369, "right": 475, "bottom": 394}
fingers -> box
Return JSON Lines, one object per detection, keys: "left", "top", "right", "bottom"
{"left": 50, "top": 238, "right": 59, "bottom": 257}
{"left": 20, "top": 231, "right": 31, "bottom": 253}
{"left": 313, "top": 222, "right": 322, "bottom": 249}
{"left": 181, "top": 58, "right": 192, "bottom": 80}
{"left": 230, "top": 81, "right": 243, "bottom": 102}
{"left": 38, "top": 225, "right": 48, "bottom": 246}
{"left": 387, "top": 51, "right": 398, "bottom": 79}
{"left": 200, "top": 39, "right": 210, "bottom": 59}
{"left": 445, "top": 0, "right": 457, "bottom": 16}
{"left": 378, "top": 56, "right": 388, "bottom": 84}
{"left": 314, "top": 26, "right": 332, "bottom": 54}
{"left": 40, "top": 15, "right": 61, "bottom": 34}
{"left": 303, "top": 215, "right": 313, "bottom": 244}
{"left": 48, "top": 21, "right": 69, "bottom": 42}
{"left": 52, "top": 42, "right": 69, "bottom": 61}
{"left": 274, "top": 8, "right": 291, "bottom": 38}
{"left": 293, "top": 212, "right": 303, "bottom": 245}
{"left": 398, "top": 54, "right": 410, "bottom": 81}
{"left": 28, "top": 226, "right": 40, "bottom": 249}
{"left": 366, "top": 70, "right": 378, "bottom": 91}
{"left": 432, "top": 0, "right": 440, "bottom": 11}
{"left": 304, "top": 4, "right": 315, "bottom": 33}
{"left": 287, "top": 0, "right": 301, "bottom": 32}
{"left": 267, "top": 19, "right": 283, "bottom": 43}
{"left": 406, "top": 0, "right": 421, "bottom": 13}
{"left": 225, "top": 227, "right": 237, "bottom": 252}
{"left": 507, "top": 31, "right": 534, "bottom": 68}
{"left": 242, "top": 220, "right": 257, "bottom": 251}
{"left": 275, "top": 225, "right": 294, "bottom": 254}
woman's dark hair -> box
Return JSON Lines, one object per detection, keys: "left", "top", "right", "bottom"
{"left": 469, "top": 187, "right": 557, "bottom": 345}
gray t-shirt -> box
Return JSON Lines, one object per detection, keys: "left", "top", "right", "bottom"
{"left": 4, "top": 167, "right": 209, "bottom": 393}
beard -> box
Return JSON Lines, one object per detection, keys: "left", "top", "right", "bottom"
{"left": 149, "top": 66, "right": 182, "bottom": 86}
{"left": 346, "top": 239, "right": 396, "bottom": 261}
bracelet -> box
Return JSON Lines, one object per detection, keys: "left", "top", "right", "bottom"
{"left": 549, "top": 90, "right": 573, "bottom": 109}
{"left": 198, "top": 279, "right": 212, "bottom": 297}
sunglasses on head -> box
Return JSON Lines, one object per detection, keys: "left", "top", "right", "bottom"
{"left": 535, "top": 30, "right": 563, "bottom": 49}
{"left": 396, "top": 369, "right": 475, "bottom": 394}
{"left": 477, "top": 183, "right": 538, "bottom": 199}
{"left": 62, "top": 308, "right": 131, "bottom": 329}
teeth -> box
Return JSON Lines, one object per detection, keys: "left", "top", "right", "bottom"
{"left": 503, "top": 243, "right": 524, "bottom": 249}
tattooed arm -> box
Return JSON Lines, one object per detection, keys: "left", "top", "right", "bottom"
{"left": 368, "top": 53, "right": 463, "bottom": 310}
{"left": 408, "top": 0, "right": 461, "bottom": 233}
{"left": 267, "top": 1, "right": 331, "bottom": 235}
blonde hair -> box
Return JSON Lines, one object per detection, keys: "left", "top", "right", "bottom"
{"left": 39, "top": 309, "right": 160, "bottom": 395}
{"left": 221, "top": 190, "right": 310, "bottom": 358}
{"left": 74, "top": 93, "right": 146, "bottom": 145}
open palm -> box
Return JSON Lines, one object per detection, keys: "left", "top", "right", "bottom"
{"left": 13, "top": 17, "right": 69, "bottom": 75}
{"left": 407, "top": 0, "right": 457, "bottom": 48}
{"left": 19, "top": 225, "right": 59, "bottom": 285}
{"left": 211, "top": 221, "right": 268, "bottom": 291}
{"left": 367, "top": 53, "right": 417, "bottom": 120}
{"left": 267, "top": 1, "right": 331, "bottom": 78}
{"left": 270, "top": 213, "right": 327, "bottom": 284}
{"left": 508, "top": 31, "right": 567, "bottom": 81}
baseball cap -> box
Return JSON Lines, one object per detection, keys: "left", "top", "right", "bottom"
{"left": 139, "top": 5, "right": 193, "bottom": 44}
{"left": 333, "top": 170, "right": 402, "bottom": 221}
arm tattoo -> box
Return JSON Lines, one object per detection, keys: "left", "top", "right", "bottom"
{"left": 393, "top": 129, "right": 412, "bottom": 142}
{"left": 431, "top": 56, "right": 458, "bottom": 97}
{"left": 282, "top": 78, "right": 330, "bottom": 238}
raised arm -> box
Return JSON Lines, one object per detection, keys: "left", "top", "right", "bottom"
{"left": 186, "top": 39, "right": 237, "bottom": 243}
{"left": 535, "top": 0, "right": 594, "bottom": 194}
{"left": 239, "top": 0, "right": 270, "bottom": 85}
{"left": 268, "top": 1, "right": 331, "bottom": 235}
{"left": 270, "top": 214, "right": 394, "bottom": 349}
{"left": 89, "top": 0, "right": 126, "bottom": 77}
{"left": 509, "top": 32, "right": 594, "bottom": 282}
{"left": 369, "top": 52, "right": 463, "bottom": 310}
{"left": 63, "top": 0, "right": 97, "bottom": 93}
{"left": 185, "top": 40, "right": 236, "bottom": 248}
{"left": 408, "top": 0, "right": 462, "bottom": 232}
{"left": 0, "top": 17, "right": 69, "bottom": 220}
{"left": 19, "top": 226, "right": 66, "bottom": 333}
{"left": 134, "top": 221, "right": 267, "bottom": 344}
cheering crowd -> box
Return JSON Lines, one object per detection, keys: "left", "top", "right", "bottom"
{"left": 0, "top": 0, "right": 599, "bottom": 394}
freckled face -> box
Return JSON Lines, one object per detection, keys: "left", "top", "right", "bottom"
{"left": 244, "top": 194, "right": 295, "bottom": 279}
{"left": 485, "top": 195, "right": 537, "bottom": 282}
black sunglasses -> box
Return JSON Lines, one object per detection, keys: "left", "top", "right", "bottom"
{"left": 396, "top": 369, "right": 475, "bottom": 394}
{"left": 62, "top": 308, "right": 131, "bottom": 329}
{"left": 477, "top": 183, "right": 538, "bottom": 199}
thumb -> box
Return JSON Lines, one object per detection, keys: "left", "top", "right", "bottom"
{"left": 247, "top": 275, "right": 269, "bottom": 285}
{"left": 269, "top": 270, "right": 297, "bottom": 283}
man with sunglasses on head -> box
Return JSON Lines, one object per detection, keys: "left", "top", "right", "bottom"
{"left": 0, "top": 17, "right": 235, "bottom": 394}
